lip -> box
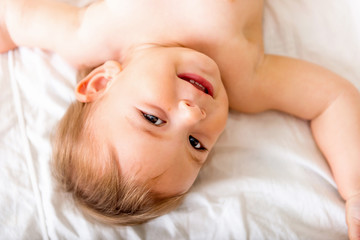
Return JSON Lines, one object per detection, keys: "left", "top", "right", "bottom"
{"left": 178, "top": 73, "right": 214, "bottom": 98}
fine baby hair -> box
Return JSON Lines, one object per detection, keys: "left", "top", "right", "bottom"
{"left": 52, "top": 86, "right": 184, "bottom": 225}
{"left": 3, "top": 0, "right": 360, "bottom": 238}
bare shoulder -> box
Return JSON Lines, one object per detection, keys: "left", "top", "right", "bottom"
{"left": 240, "top": 0, "right": 264, "bottom": 44}
{"left": 216, "top": 39, "right": 264, "bottom": 113}
{"left": 214, "top": 0, "right": 264, "bottom": 112}
{"left": 0, "top": 0, "right": 16, "bottom": 52}
{"left": 71, "top": 0, "right": 265, "bottom": 68}
{"left": 70, "top": 0, "right": 124, "bottom": 68}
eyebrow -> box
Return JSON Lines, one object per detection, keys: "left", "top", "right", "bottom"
{"left": 126, "top": 116, "right": 163, "bottom": 139}
{"left": 188, "top": 150, "right": 204, "bottom": 167}
{"left": 126, "top": 117, "right": 204, "bottom": 166}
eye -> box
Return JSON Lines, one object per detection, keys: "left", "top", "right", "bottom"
{"left": 142, "top": 112, "right": 166, "bottom": 126}
{"left": 189, "top": 135, "right": 207, "bottom": 151}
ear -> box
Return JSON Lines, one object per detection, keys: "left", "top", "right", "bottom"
{"left": 75, "top": 60, "right": 122, "bottom": 102}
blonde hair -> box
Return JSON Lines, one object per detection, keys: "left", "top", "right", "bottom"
{"left": 52, "top": 100, "right": 184, "bottom": 225}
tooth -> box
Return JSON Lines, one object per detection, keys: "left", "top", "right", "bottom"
{"left": 188, "top": 79, "right": 206, "bottom": 92}
{"left": 196, "top": 82, "right": 205, "bottom": 90}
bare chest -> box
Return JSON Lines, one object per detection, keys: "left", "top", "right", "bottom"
{"left": 86, "top": 0, "right": 264, "bottom": 83}
{"left": 103, "top": 0, "right": 263, "bottom": 46}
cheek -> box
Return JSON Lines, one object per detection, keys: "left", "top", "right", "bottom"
{"left": 219, "top": 107, "right": 229, "bottom": 130}
{"left": 216, "top": 94, "right": 229, "bottom": 130}
{"left": 138, "top": 71, "right": 177, "bottom": 98}
{"left": 209, "top": 105, "right": 228, "bottom": 135}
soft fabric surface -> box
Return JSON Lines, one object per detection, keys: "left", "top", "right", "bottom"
{"left": 1, "top": 0, "right": 358, "bottom": 239}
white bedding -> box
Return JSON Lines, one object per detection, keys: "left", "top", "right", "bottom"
{"left": 1, "top": 0, "right": 359, "bottom": 239}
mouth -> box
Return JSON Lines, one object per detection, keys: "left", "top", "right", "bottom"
{"left": 178, "top": 73, "right": 214, "bottom": 98}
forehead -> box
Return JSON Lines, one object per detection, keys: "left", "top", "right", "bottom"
{"left": 113, "top": 136, "right": 202, "bottom": 196}
{"left": 93, "top": 114, "right": 204, "bottom": 196}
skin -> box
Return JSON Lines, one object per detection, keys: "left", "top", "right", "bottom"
{"left": 77, "top": 47, "right": 229, "bottom": 196}
{"left": 2, "top": 0, "right": 360, "bottom": 238}
{"left": 0, "top": 2, "right": 16, "bottom": 52}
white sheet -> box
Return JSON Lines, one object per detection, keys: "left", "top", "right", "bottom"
{"left": 1, "top": 0, "right": 359, "bottom": 239}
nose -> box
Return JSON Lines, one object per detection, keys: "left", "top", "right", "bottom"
{"left": 178, "top": 100, "right": 206, "bottom": 126}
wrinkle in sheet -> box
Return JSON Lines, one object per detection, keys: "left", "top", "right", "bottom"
{"left": 7, "top": 51, "right": 49, "bottom": 240}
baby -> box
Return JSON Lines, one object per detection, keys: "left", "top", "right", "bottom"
{"left": 2, "top": 0, "right": 360, "bottom": 238}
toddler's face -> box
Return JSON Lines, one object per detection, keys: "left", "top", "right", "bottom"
{"left": 83, "top": 46, "right": 229, "bottom": 196}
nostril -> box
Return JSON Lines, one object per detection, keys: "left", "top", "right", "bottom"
{"left": 182, "top": 100, "right": 194, "bottom": 107}
{"left": 179, "top": 100, "right": 206, "bottom": 120}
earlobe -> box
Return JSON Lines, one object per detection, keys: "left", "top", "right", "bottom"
{"left": 75, "top": 61, "right": 122, "bottom": 102}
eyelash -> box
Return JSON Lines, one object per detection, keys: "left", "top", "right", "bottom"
{"left": 142, "top": 112, "right": 166, "bottom": 126}
{"left": 189, "top": 135, "right": 207, "bottom": 151}
{"left": 141, "top": 112, "right": 207, "bottom": 151}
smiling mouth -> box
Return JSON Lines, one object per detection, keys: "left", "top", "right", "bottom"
{"left": 178, "top": 73, "right": 214, "bottom": 97}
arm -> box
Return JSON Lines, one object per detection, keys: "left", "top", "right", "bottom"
{"left": 253, "top": 55, "right": 360, "bottom": 199}
{"left": 2, "top": 0, "right": 121, "bottom": 68}
{"left": 1, "top": 0, "right": 103, "bottom": 67}
{"left": 4, "top": 0, "right": 82, "bottom": 52}
{"left": 232, "top": 54, "right": 360, "bottom": 239}
{"left": 0, "top": 0, "right": 16, "bottom": 52}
